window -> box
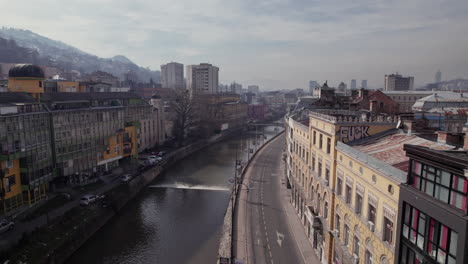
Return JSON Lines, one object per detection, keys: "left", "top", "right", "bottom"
{"left": 313, "top": 131, "right": 316, "bottom": 145}
{"left": 324, "top": 202, "right": 328, "bottom": 219}
{"left": 368, "top": 204, "right": 376, "bottom": 224}
{"left": 312, "top": 155, "right": 316, "bottom": 171}
{"left": 325, "top": 167, "right": 330, "bottom": 183}
{"left": 401, "top": 203, "right": 458, "bottom": 264}
{"left": 345, "top": 184, "right": 352, "bottom": 204}
{"left": 383, "top": 216, "right": 394, "bottom": 244}
{"left": 344, "top": 225, "right": 350, "bottom": 246}
{"left": 336, "top": 178, "right": 343, "bottom": 196}
{"left": 365, "top": 250, "right": 373, "bottom": 264}
{"left": 353, "top": 236, "right": 360, "bottom": 258}
{"left": 326, "top": 137, "right": 331, "bottom": 154}
{"left": 335, "top": 215, "right": 341, "bottom": 237}
{"left": 355, "top": 193, "right": 363, "bottom": 215}
{"left": 319, "top": 134, "right": 323, "bottom": 149}
{"left": 318, "top": 161, "right": 322, "bottom": 178}
{"left": 411, "top": 160, "right": 468, "bottom": 211}
{"left": 6, "top": 175, "right": 16, "bottom": 192}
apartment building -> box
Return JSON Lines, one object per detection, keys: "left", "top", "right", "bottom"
{"left": 0, "top": 93, "right": 54, "bottom": 212}
{"left": 333, "top": 130, "right": 451, "bottom": 264}
{"left": 396, "top": 145, "right": 468, "bottom": 264}
{"left": 384, "top": 74, "right": 414, "bottom": 91}
{"left": 186, "top": 63, "right": 219, "bottom": 95}
{"left": 161, "top": 62, "right": 184, "bottom": 89}
{"left": 286, "top": 110, "right": 398, "bottom": 263}
{"left": 383, "top": 91, "right": 434, "bottom": 112}
{"left": 286, "top": 107, "right": 463, "bottom": 264}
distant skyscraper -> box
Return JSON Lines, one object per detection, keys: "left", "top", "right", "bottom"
{"left": 350, "top": 79, "right": 357, "bottom": 89}
{"left": 361, "top": 80, "right": 368, "bottom": 89}
{"left": 384, "top": 74, "right": 414, "bottom": 91}
{"left": 435, "top": 70, "right": 442, "bottom": 83}
{"left": 248, "top": 85, "right": 259, "bottom": 94}
{"left": 230, "top": 82, "right": 242, "bottom": 94}
{"left": 186, "top": 63, "right": 219, "bottom": 94}
{"left": 309, "top": 80, "right": 319, "bottom": 94}
{"left": 161, "top": 62, "right": 184, "bottom": 89}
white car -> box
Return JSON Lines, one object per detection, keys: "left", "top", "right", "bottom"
{"left": 80, "top": 195, "right": 97, "bottom": 206}
{"left": 121, "top": 174, "right": 132, "bottom": 182}
{"left": 147, "top": 156, "right": 159, "bottom": 164}
{"left": 0, "top": 220, "right": 14, "bottom": 234}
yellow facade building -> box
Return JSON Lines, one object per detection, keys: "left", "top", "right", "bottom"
{"left": 286, "top": 110, "right": 399, "bottom": 264}
{"left": 333, "top": 142, "right": 403, "bottom": 264}
{"left": 7, "top": 64, "right": 45, "bottom": 99}
{"left": 57, "top": 81, "right": 80, "bottom": 92}
{"left": 0, "top": 160, "right": 23, "bottom": 212}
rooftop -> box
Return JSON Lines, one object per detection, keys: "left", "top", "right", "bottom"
{"left": 309, "top": 109, "right": 398, "bottom": 124}
{"left": 0, "top": 92, "right": 36, "bottom": 104}
{"left": 349, "top": 129, "right": 454, "bottom": 172}
{"left": 41, "top": 92, "right": 142, "bottom": 102}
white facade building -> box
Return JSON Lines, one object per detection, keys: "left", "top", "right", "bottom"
{"left": 161, "top": 62, "right": 184, "bottom": 89}
{"left": 248, "top": 85, "right": 259, "bottom": 94}
{"left": 186, "top": 63, "right": 219, "bottom": 94}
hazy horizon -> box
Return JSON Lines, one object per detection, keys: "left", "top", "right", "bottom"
{"left": 3, "top": 0, "right": 468, "bottom": 90}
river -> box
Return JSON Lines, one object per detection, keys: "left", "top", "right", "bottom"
{"left": 68, "top": 125, "right": 282, "bottom": 264}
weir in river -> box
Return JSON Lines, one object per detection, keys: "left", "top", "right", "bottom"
{"left": 68, "top": 125, "right": 282, "bottom": 264}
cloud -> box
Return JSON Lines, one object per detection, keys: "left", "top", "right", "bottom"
{"left": 2, "top": 0, "right": 468, "bottom": 89}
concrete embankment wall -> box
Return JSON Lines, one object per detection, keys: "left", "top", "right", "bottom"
{"left": 217, "top": 130, "right": 285, "bottom": 263}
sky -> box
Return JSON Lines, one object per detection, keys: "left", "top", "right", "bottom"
{"left": 3, "top": 0, "right": 468, "bottom": 90}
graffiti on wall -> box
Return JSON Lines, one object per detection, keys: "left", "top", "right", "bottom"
{"left": 339, "top": 126, "right": 370, "bottom": 143}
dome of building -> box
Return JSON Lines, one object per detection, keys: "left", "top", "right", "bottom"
{"left": 8, "top": 64, "right": 45, "bottom": 78}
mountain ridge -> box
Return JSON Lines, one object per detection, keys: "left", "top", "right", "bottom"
{"left": 0, "top": 27, "right": 159, "bottom": 83}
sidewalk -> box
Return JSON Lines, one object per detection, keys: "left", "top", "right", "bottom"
{"left": 278, "top": 160, "right": 321, "bottom": 263}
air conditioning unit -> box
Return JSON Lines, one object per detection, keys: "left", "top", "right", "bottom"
{"left": 367, "top": 221, "right": 375, "bottom": 232}
{"left": 352, "top": 254, "right": 359, "bottom": 264}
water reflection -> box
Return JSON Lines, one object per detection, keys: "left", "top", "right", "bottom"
{"left": 68, "top": 126, "right": 281, "bottom": 264}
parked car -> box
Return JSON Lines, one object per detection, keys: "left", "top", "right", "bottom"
{"left": 148, "top": 155, "right": 159, "bottom": 164}
{"left": 0, "top": 220, "right": 14, "bottom": 234}
{"left": 80, "top": 195, "right": 97, "bottom": 206}
{"left": 121, "top": 174, "right": 132, "bottom": 182}
{"left": 158, "top": 151, "right": 166, "bottom": 157}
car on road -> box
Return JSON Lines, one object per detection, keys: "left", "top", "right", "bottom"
{"left": 121, "top": 174, "right": 132, "bottom": 182}
{"left": 157, "top": 151, "right": 166, "bottom": 157}
{"left": 80, "top": 195, "right": 97, "bottom": 206}
{"left": 0, "top": 220, "right": 14, "bottom": 234}
{"left": 148, "top": 155, "right": 162, "bottom": 164}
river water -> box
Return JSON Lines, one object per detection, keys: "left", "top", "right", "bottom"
{"left": 68, "top": 126, "right": 282, "bottom": 264}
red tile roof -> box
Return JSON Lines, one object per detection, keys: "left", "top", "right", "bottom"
{"left": 353, "top": 132, "right": 454, "bottom": 172}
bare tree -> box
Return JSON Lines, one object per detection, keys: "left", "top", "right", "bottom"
{"left": 170, "top": 89, "right": 199, "bottom": 146}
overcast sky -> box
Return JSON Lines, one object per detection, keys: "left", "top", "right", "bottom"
{"left": 4, "top": 0, "right": 468, "bottom": 90}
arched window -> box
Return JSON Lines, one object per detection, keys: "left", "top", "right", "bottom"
{"left": 310, "top": 186, "right": 314, "bottom": 201}
{"left": 317, "top": 194, "right": 321, "bottom": 215}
